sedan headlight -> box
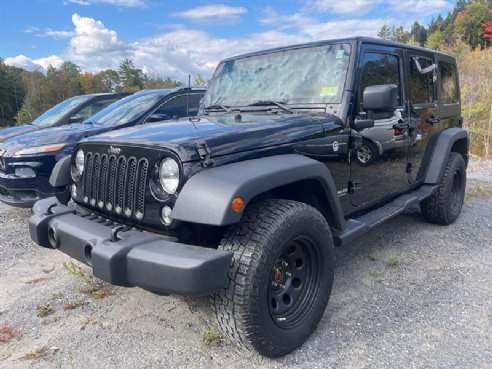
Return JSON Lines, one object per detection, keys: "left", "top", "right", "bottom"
{"left": 14, "top": 143, "right": 66, "bottom": 157}
{"left": 159, "top": 157, "right": 180, "bottom": 194}
{"left": 75, "top": 149, "right": 85, "bottom": 175}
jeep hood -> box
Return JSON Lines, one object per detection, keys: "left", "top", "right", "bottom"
{"left": 82, "top": 113, "right": 340, "bottom": 162}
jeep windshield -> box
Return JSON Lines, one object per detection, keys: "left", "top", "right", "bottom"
{"left": 31, "top": 95, "right": 92, "bottom": 127}
{"left": 204, "top": 43, "right": 351, "bottom": 110}
{"left": 84, "top": 90, "right": 170, "bottom": 126}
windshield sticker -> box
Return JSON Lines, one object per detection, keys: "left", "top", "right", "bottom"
{"left": 320, "top": 86, "right": 338, "bottom": 97}
{"left": 336, "top": 50, "right": 345, "bottom": 59}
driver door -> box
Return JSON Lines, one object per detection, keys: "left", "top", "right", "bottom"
{"left": 349, "top": 45, "right": 410, "bottom": 208}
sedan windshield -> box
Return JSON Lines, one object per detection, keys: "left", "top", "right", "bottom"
{"left": 31, "top": 95, "right": 91, "bottom": 127}
{"left": 85, "top": 91, "right": 169, "bottom": 126}
{"left": 204, "top": 43, "right": 352, "bottom": 108}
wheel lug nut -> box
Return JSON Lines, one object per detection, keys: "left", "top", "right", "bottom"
{"left": 281, "top": 261, "right": 288, "bottom": 267}
{"left": 272, "top": 281, "right": 278, "bottom": 287}
{"left": 285, "top": 272, "right": 291, "bottom": 277}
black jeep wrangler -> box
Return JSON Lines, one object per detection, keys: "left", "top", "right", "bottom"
{"left": 29, "top": 37, "right": 468, "bottom": 357}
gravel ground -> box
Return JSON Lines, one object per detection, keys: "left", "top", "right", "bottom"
{"left": 0, "top": 161, "right": 491, "bottom": 369}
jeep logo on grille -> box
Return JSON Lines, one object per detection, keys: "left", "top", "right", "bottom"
{"left": 108, "top": 146, "right": 121, "bottom": 155}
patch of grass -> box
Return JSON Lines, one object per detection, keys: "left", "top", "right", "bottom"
{"left": 64, "top": 261, "right": 114, "bottom": 300}
{"left": 369, "top": 249, "right": 381, "bottom": 261}
{"left": 387, "top": 254, "right": 402, "bottom": 267}
{"left": 63, "top": 261, "right": 91, "bottom": 285}
{"left": 25, "top": 277, "right": 49, "bottom": 285}
{"left": 369, "top": 270, "right": 384, "bottom": 278}
{"left": 202, "top": 325, "right": 225, "bottom": 347}
{"left": 465, "top": 182, "right": 492, "bottom": 202}
{"left": 36, "top": 303, "right": 55, "bottom": 317}
{"left": 63, "top": 300, "right": 87, "bottom": 311}
{"left": 0, "top": 323, "right": 16, "bottom": 342}
{"left": 20, "top": 346, "right": 50, "bottom": 361}
{"left": 79, "top": 315, "right": 97, "bottom": 328}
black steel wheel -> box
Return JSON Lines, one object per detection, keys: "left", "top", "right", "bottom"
{"left": 421, "top": 152, "right": 466, "bottom": 225}
{"left": 211, "top": 199, "right": 334, "bottom": 357}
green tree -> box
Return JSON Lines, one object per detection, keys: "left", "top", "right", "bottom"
{"left": 96, "top": 69, "right": 120, "bottom": 92}
{"left": 193, "top": 74, "right": 209, "bottom": 86}
{"left": 455, "top": 0, "right": 492, "bottom": 49}
{"left": 118, "top": 59, "right": 144, "bottom": 91}
{"left": 426, "top": 31, "right": 443, "bottom": 49}
{"left": 377, "top": 24, "right": 395, "bottom": 40}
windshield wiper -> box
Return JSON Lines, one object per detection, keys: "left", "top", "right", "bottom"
{"left": 247, "top": 100, "right": 294, "bottom": 114}
{"left": 204, "top": 104, "right": 231, "bottom": 113}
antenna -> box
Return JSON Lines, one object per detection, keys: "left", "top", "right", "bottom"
{"left": 186, "top": 74, "right": 191, "bottom": 117}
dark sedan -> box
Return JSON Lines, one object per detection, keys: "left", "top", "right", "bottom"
{"left": 0, "top": 93, "right": 129, "bottom": 144}
{"left": 0, "top": 87, "right": 205, "bottom": 207}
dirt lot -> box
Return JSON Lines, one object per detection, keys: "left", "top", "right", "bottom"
{"left": 0, "top": 161, "right": 491, "bottom": 369}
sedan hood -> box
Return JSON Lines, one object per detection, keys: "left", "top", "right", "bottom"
{"left": 0, "top": 124, "right": 42, "bottom": 143}
{"left": 2, "top": 122, "right": 117, "bottom": 157}
{"left": 83, "top": 113, "right": 340, "bottom": 162}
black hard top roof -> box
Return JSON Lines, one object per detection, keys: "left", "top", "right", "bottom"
{"left": 221, "top": 36, "right": 454, "bottom": 63}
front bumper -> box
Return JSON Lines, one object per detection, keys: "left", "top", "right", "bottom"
{"left": 29, "top": 198, "right": 233, "bottom": 296}
{"left": 0, "top": 171, "right": 63, "bottom": 208}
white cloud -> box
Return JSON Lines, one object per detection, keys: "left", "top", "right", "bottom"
{"left": 4, "top": 55, "right": 64, "bottom": 71}
{"left": 305, "top": 0, "right": 384, "bottom": 15}
{"left": 23, "top": 26, "right": 40, "bottom": 33}
{"left": 388, "top": 0, "right": 452, "bottom": 14}
{"left": 65, "top": 0, "right": 147, "bottom": 8}
{"left": 44, "top": 29, "right": 76, "bottom": 38}
{"left": 172, "top": 4, "right": 247, "bottom": 24}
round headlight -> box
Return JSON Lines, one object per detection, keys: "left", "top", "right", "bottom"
{"left": 159, "top": 158, "right": 180, "bottom": 194}
{"left": 75, "top": 150, "right": 85, "bottom": 175}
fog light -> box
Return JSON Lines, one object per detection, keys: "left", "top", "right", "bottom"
{"left": 71, "top": 184, "right": 77, "bottom": 198}
{"left": 161, "top": 206, "right": 173, "bottom": 225}
{"left": 15, "top": 167, "right": 36, "bottom": 178}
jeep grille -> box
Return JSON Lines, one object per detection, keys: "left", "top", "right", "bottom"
{"left": 82, "top": 152, "right": 149, "bottom": 220}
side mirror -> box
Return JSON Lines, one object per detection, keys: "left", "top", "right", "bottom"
{"left": 68, "top": 116, "right": 84, "bottom": 124}
{"left": 351, "top": 84, "right": 399, "bottom": 131}
{"left": 363, "top": 84, "right": 398, "bottom": 111}
{"left": 147, "top": 113, "right": 171, "bottom": 123}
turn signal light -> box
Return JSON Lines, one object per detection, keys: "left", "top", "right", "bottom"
{"left": 231, "top": 197, "right": 245, "bottom": 213}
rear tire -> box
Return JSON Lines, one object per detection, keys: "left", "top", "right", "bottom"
{"left": 421, "top": 152, "right": 466, "bottom": 225}
{"left": 210, "top": 199, "right": 334, "bottom": 357}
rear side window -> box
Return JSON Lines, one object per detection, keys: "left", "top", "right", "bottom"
{"left": 154, "top": 94, "right": 203, "bottom": 119}
{"left": 360, "top": 52, "right": 401, "bottom": 106}
{"left": 72, "top": 97, "right": 121, "bottom": 121}
{"left": 409, "top": 57, "right": 436, "bottom": 104}
{"left": 439, "top": 62, "right": 459, "bottom": 104}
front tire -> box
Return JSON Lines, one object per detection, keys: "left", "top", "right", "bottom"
{"left": 421, "top": 152, "right": 466, "bottom": 225}
{"left": 210, "top": 199, "right": 334, "bottom": 357}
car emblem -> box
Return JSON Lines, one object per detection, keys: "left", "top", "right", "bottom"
{"left": 332, "top": 141, "right": 339, "bottom": 152}
{"left": 108, "top": 146, "right": 121, "bottom": 155}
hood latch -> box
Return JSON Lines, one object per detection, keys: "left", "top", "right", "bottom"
{"left": 196, "top": 141, "right": 214, "bottom": 167}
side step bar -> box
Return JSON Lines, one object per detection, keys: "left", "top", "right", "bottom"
{"left": 332, "top": 185, "right": 437, "bottom": 246}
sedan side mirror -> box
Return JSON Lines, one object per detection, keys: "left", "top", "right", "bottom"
{"left": 147, "top": 113, "right": 171, "bottom": 123}
{"left": 68, "top": 116, "right": 84, "bottom": 124}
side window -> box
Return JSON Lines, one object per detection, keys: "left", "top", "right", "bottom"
{"left": 409, "top": 57, "right": 436, "bottom": 104}
{"left": 439, "top": 62, "right": 458, "bottom": 104}
{"left": 359, "top": 52, "right": 401, "bottom": 107}
{"left": 153, "top": 94, "right": 203, "bottom": 119}
{"left": 70, "top": 97, "right": 120, "bottom": 122}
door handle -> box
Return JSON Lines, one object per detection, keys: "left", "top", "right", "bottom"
{"left": 426, "top": 117, "right": 440, "bottom": 125}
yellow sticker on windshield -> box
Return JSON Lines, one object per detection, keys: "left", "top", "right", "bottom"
{"left": 320, "top": 86, "right": 338, "bottom": 97}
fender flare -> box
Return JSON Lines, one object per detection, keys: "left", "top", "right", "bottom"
{"left": 172, "top": 154, "right": 345, "bottom": 229}
{"left": 424, "top": 128, "right": 468, "bottom": 184}
{"left": 49, "top": 156, "right": 71, "bottom": 188}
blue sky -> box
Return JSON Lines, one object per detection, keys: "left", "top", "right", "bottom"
{"left": 0, "top": 0, "right": 455, "bottom": 82}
